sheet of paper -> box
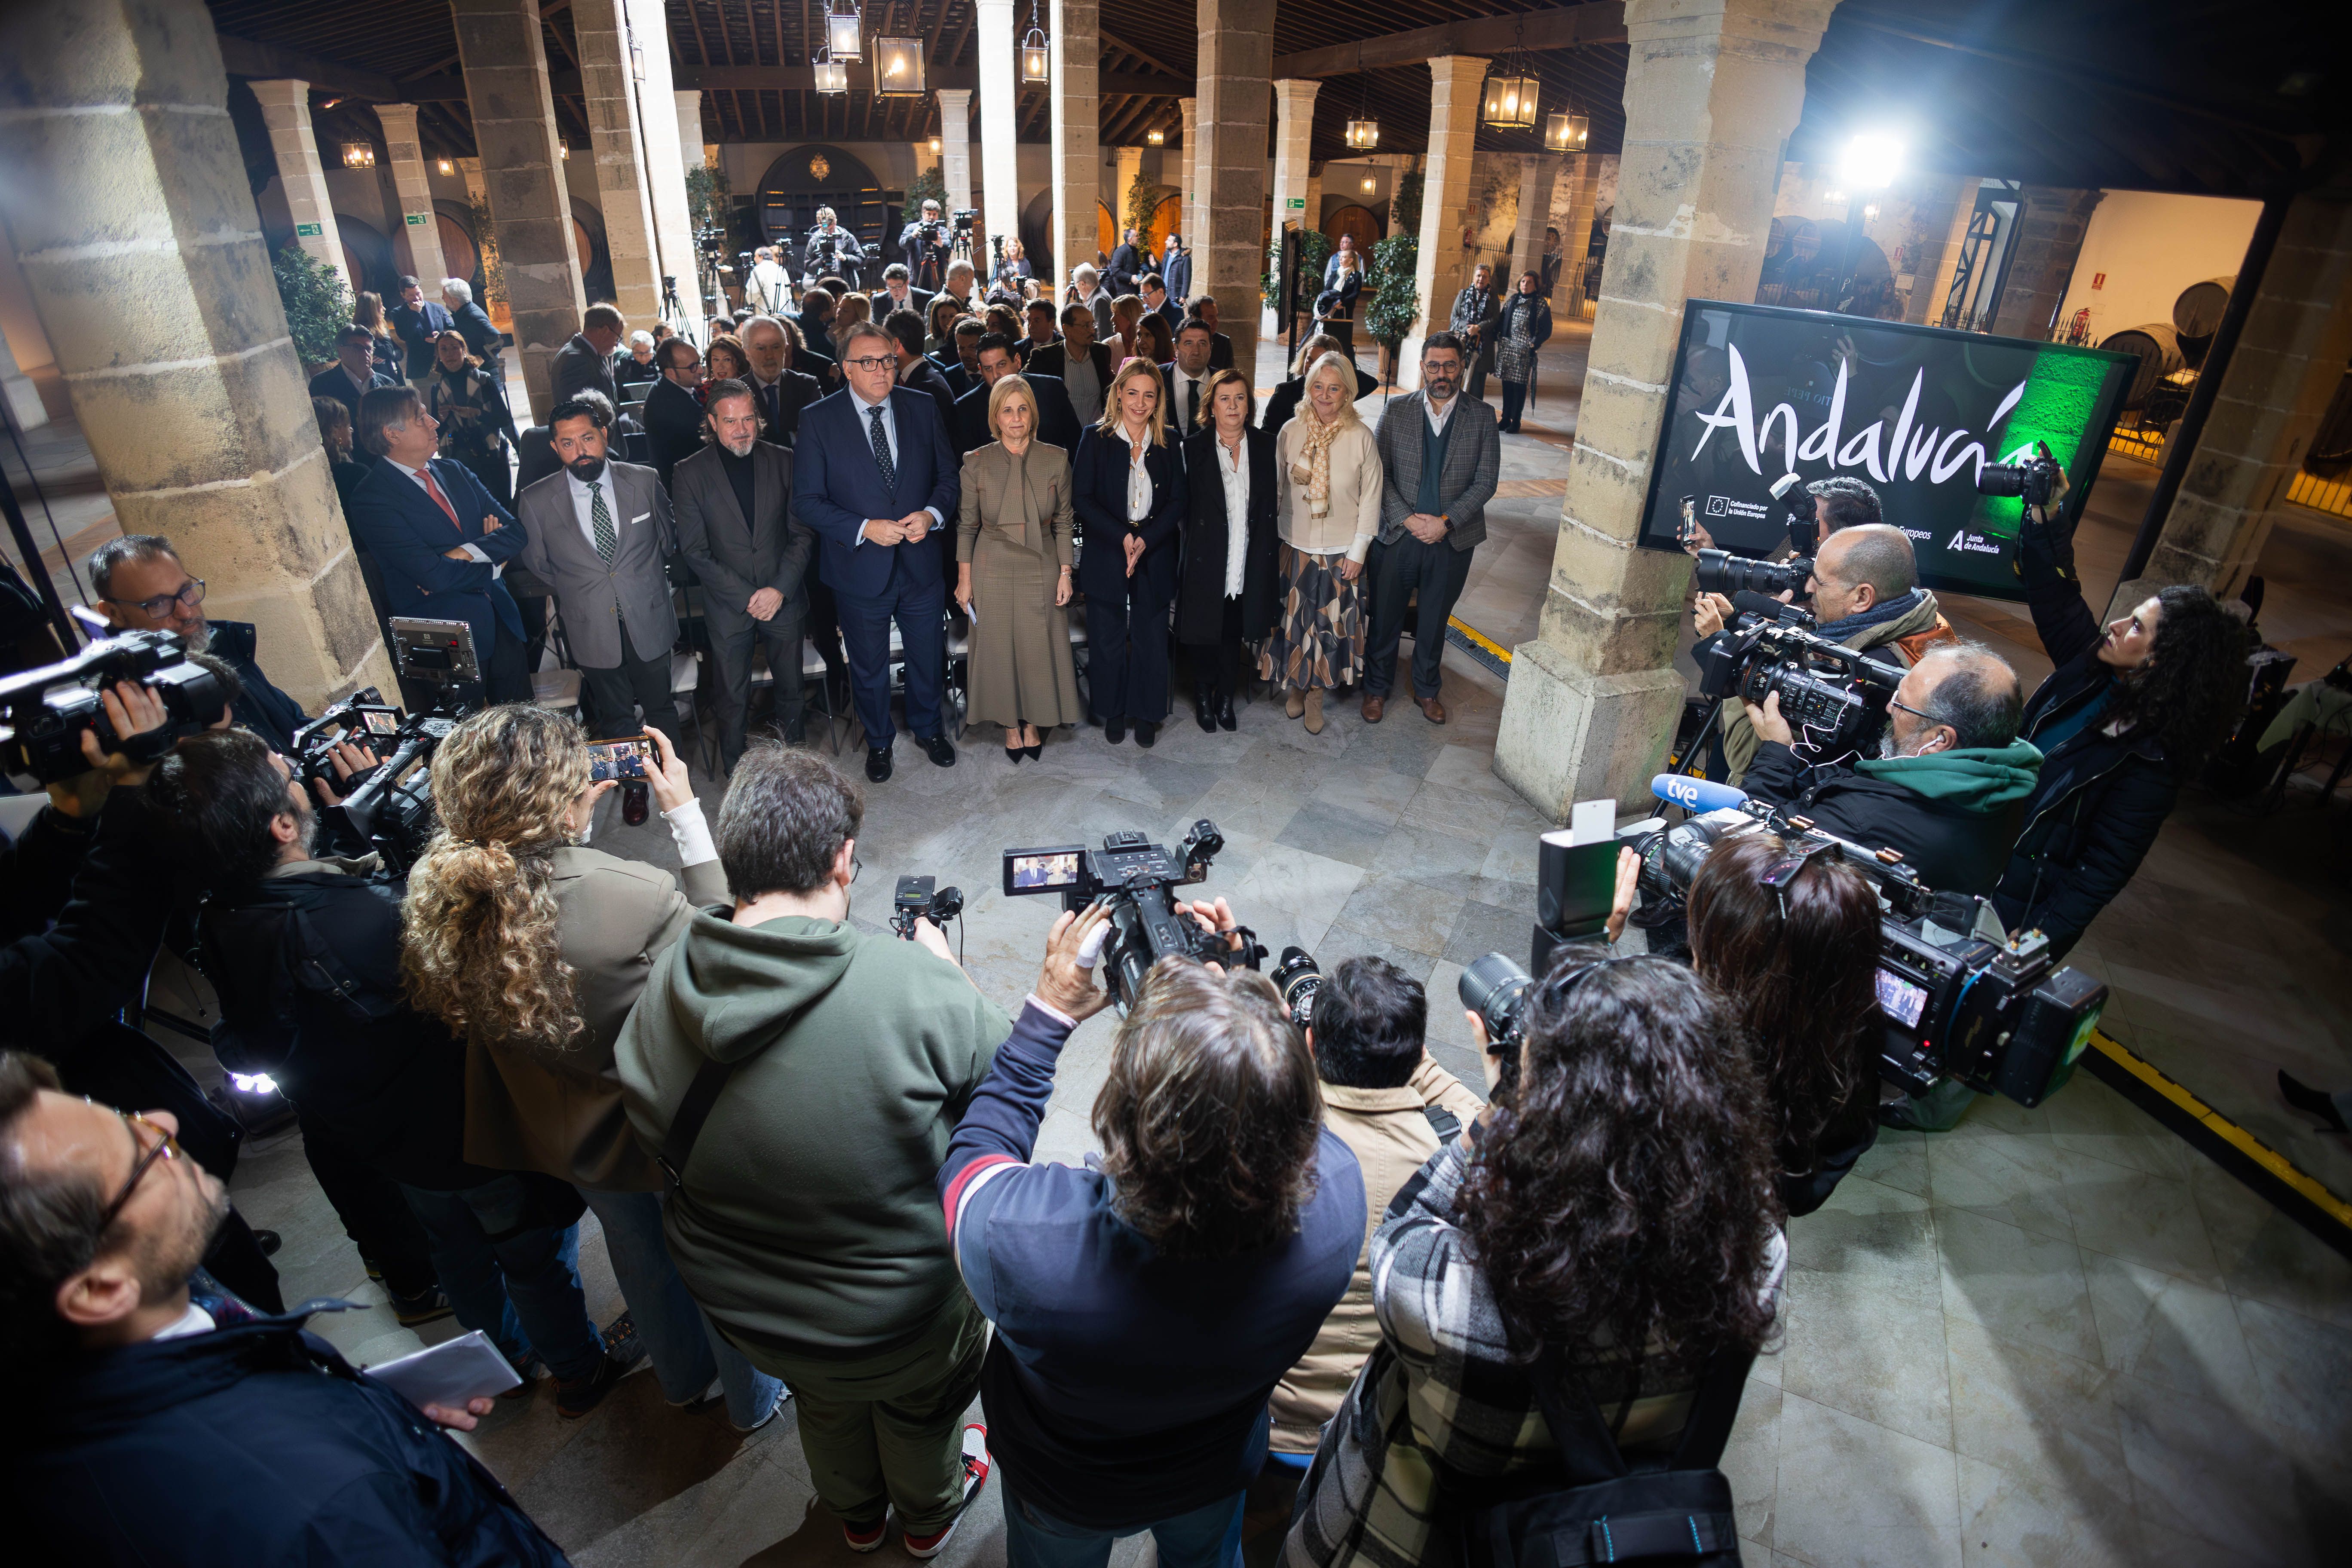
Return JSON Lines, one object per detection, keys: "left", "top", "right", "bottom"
{"left": 362, "top": 1329, "right": 521, "bottom": 1412}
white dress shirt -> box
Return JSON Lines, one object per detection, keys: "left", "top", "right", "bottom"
{"left": 1425, "top": 392, "right": 1458, "bottom": 437}
{"left": 1170, "top": 368, "right": 1210, "bottom": 435}
{"left": 1216, "top": 435, "right": 1250, "bottom": 598}
{"left": 848, "top": 387, "right": 944, "bottom": 542}
{"left": 151, "top": 1301, "right": 216, "bottom": 1341}
{"left": 565, "top": 462, "right": 622, "bottom": 554}
{"left": 1125, "top": 438, "right": 1153, "bottom": 523}
{"left": 384, "top": 456, "right": 498, "bottom": 572}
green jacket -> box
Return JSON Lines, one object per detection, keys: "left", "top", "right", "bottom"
{"left": 616, "top": 909, "right": 1011, "bottom": 1361}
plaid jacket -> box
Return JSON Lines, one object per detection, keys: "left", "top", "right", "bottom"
{"left": 1283, "top": 1140, "right": 1786, "bottom": 1568}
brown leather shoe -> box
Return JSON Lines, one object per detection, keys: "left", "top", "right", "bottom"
{"left": 1361, "top": 693, "right": 1385, "bottom": 723}
{"left": 1418, "top": 695, "right": 1447, "bottom": 725}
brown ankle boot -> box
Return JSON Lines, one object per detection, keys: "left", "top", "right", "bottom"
{"left": 1285, "top": 687, "right": 1306, "bottom": 720}
{"left": 1304, "top": 688, "right": 1326, "bottom": 734}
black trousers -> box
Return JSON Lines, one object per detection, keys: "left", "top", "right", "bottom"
{"left": 1365, "top": 534, "right": 1473, "bottom": 700}
{"left": 511, "top": 594, "right": 549, "bottom": 684}
{"left": 580, "top": 617, "right": 683, "bottom": 741}
{"left": 1086, "top": 585, "right": 1170, "bottom": 723}
{"left": 454, "top": 628, "right": 533, "bottom": 710}
{"left": 1183, "top": 597, "right": 1248, "bottom": 696}
{"left": 298, "top": 1111, "right": 438, "bottom": 1299}
{"left": 1500, "top": 380, "right": 1529, "bottom": 431}
{"left": 707, "top": 606, "right": 805, "bottom": 769}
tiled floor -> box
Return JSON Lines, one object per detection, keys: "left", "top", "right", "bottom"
{"left": 145, "top": 325, "right": 2352, "bottom": 1567}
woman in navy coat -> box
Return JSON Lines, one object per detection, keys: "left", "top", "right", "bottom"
{"left": 1072, "top": 359, "right": 1188, "bottom": 745}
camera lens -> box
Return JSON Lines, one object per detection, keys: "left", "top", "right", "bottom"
{"left": 1459, "top": 952, "right": 1533, "bottom": 1044}
{"left": 1271, "top": 946, "right": 1323, "bottom": 1027}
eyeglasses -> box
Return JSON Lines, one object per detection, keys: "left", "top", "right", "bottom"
{"left": 93, "top": 1105, "right": 181, "bottom": 1233}
{"left": 850, "top": 854, "right": 863, "bottom": 885}
{"left": 1887, "top": 697, "right": 1933, "bottom": 725}
{"left": 843, "top": 355, "right": 897, "bottom": 373}
{"left": 104, "top": 579, "right": 205, "bottom": 619}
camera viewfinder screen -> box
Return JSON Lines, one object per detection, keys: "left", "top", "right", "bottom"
{"left": 363, "top": 710, "right": 399, "bottom": 735}
{"left": 1008, "top": 851, "right": 1081, "bottom": 891}
{"left": 1876, "top": 968, "right": 1930, "bottom": 1029}
{"left": 587, "top": 737, "right": 650, "bottom": 782}
{"left": 1638, "top": 300, "right": 2136, "bottom": 602}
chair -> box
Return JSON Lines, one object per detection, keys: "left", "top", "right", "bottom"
{"left": 796, "top": 639, "right": 847, "bottom": 754}
{"left": 943, "top": 612, "right": 971, "bottom": 740}
{"left": 669, "top": 649, "right": 708, "bottom": 772}
{"left": 530, "top": 666, "right": 582, "bottom": 715}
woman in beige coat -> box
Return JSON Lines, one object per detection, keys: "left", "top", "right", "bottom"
{"left": 402, "top": 705, "right": 785, "bottom": 1430}
{"left": 956, "top": 374, "right": 1084, "bottom": 759}
{"left": 1267, "top": 350, "right": 1382, "bottom": 732}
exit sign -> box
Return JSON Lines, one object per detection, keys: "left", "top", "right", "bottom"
{"left": 1286, "top": 196, "right": 1305, "bottom": 211}
{"left": 295, "top": 222, "right": 323, "bottom": 236}
{"left": 405, "top": 212, "right": 429, "bottom": 227}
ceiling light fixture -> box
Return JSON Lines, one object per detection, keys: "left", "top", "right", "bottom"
{"left": 1020, "top": 0, "right": 1050, "bottom": 84}
{"left": 827, "top": 0, "right": 863, "bottom": 60}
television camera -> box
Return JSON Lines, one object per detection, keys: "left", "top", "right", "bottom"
{"left": 0, "top": 610, "right": 232, "bottom": 785}
{"left": 1693, "top": 617, "right": 1903, "bottom": 760}
{"left": 1002, "top": 821, "right": 1255, "bottom": 1013}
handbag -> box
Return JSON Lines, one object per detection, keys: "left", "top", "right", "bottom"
{"left": 1450, "top": 1345, "right": 1755, "bottom": 1568}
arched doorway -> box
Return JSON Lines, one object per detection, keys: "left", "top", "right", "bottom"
{"left": 1020, "top": 188, "right": 1056, "bottom": 284}
{"left": 571, "top": 197, "right": 611, "bottom": 304}
{"left": 1142, "top": 194, "right": 1180, "bottom": 269}
{"left": 1322, "top": 204, "right": 1384, "bottom": 254}
{"left": 434, "top": 202, "right": 479, "bottom": 291}
{"left": 334, "top": 214, "right": 394, "bottom": 299}
{"left": 1095, "top": 202, "right": 1115, "bottom": 267}
{"left": 751, "top": 145, "right": 896, "bottom": 276}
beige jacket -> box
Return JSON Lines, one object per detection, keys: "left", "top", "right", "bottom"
{"left": 1270, "top": 1055, "right": 1487, "bottom": 1452}
{"left": 463, "top": 845, "right": 728, "bottom": 1191}
{"left": 1273, "top": 416, "right": 1382, "bottom": 563}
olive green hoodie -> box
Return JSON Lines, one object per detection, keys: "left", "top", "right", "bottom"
{"left": 616, "top": 909, "right": 1011, "bottom": 1361}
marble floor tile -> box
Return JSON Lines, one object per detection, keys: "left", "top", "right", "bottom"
{"left": 1942, "top": 1317, "right": 2128, "bottom": 1516}
{"left": 1440, "top": 899, "right": 1534, "bottom": 968}
{"left": 1926, "top": 1132, "right": 2080, "bottom": 1246}
{"left": 1781, "top": 1208, "right": 1952, "bottom": 1447}
{"left": 1401, "top": 780, "right": 1515, "bottom": 844}
{"left": 2186, "top": 1155, "right": 2352, "bottom": 1332}
{"left": 1937, "top": 1209, "right": 2101, "bottom": 1365}
{"left": 1957, "top": 1453, "right": 2141, "bottom": 1568}
{"left": 2112, "top": 1375, "right": 2331, "bottom": 1568}
{"left": 1721, "top": 1379, "right": 1781, "bottom": 1549}
{"left": 2081, "top": 1254, "right": 2258, "bottom": 1415}
{"left": 1770, "top": 1392, "right": 1962, "bottom": 1568}
{"left": 1274, "top": 798, "right": 1396, "bottom": 870}
{"left": 2061, "top": 1162, "right": 2224, "bottom": 1289}
{"left": 1332, "top": 876, "right": 1468, "bottom": 960}
{"left": 1850, "top": 1127, "right": 1930, "bottom": 1198}
{"left": 2233, "top": 1294, "right": 2352, "bottom": 1450}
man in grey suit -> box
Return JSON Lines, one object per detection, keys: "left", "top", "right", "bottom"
{"left": 516, "top": 392, "right": 683, "bottom": 741}
{"left": 672, "top": 378, "right": 815, "bottom": 765}
{"left": 1363, "top": 333, "right": 1500, "bottom": 726}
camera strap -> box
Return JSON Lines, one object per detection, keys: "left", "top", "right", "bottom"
{"left": 657, "top": 1054, "right": 738, "bottom": 1191}
{"left": 1421, "top": 1104, "right": 1464, "bottom": 1145}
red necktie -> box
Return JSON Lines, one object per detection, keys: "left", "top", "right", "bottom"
{"left": 421, "top": 467, "right": 462, "bottom": 531}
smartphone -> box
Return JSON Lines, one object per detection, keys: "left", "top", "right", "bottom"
{"left": 1677, "top": 495, "right": 1700, "bottom": 546}
{"left": 586, "top": 734, "right": 652, "bottom": 782}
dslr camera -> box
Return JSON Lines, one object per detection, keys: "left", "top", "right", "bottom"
{"left": 0, "top": 620, "right": 231, "bottom": 784}
{"left": 1003, "top": 821, "right": 1253, "bottom": 1012}
{"left": 1976, "top": 440, "right": 2063, "bottom": 510}
{"left": 1692, "top": 548, "right": 1813, "bottom": 601}
{"left": 1693, "top": 619, "right": 1902, "bottom": 758}
{"left": 1624, "top": 778, "right": 2107, "bottom": 1109}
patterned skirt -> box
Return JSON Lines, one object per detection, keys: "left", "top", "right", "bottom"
{"left": 1260, "top": 542, "right": 1364, "bottom": 691}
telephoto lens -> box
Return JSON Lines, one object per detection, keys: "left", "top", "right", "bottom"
{"left": 1459, "top": 952, "right": 1534, "bottom": 1050}
{"left": 1271, "top": 946, "right": 1324, "bottom": 1032}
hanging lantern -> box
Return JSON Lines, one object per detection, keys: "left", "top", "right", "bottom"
{"left": 827, "top": 0, "right": 863, "bottom": 60}
{"left": 341, "top": 141, "right": 376, "bottom": 169}
{"left": 812, "top": 48, "right": 848, "bottom": 95}
{"left": 557, "top": 141, "right": 570, "bottom": 160}
{"left": 1020, "top": 0, "right": 1049, "bottom": 84}
{"left": 1145, "top": 127, "right": 1164, "bottom": 146}
{"left": 1344, "top": 117, "right": 1379, "bottom": 150}
{"left": 1360, "top": 175, "right": 1377, "bottom": 193}
{"left": 874, "top": 36, "right": 924, "bottom": 96}
{"left": 929, "top": 135, "right": 943, "bottom": 153}
{"left": 1482, "top": 67, "right": 1538, "bottom": 131}
{"left": 435, "top": 157, "right": 455, "bottom": 175}
{"left": 1544, "top": 111, "right": 1588, "bottom": 153}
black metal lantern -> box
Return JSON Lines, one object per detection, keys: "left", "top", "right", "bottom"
{"left": 1482, "top": 21, "right": 1539, "bottom": 133}
{"left": 1544, "top": 110, "right": 1589, "bottom": 153}
{"left": 1020, "top": 0, "right": 1049, "bottom": 84}
{"left": 875, "top": 36, "right": 924, "bottom": 96}
{"left": 827, "top": 0, "right": 863, "bottom": 60}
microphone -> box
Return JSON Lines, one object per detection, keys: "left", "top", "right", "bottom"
{"left": 1652, "top": 774, "right": 1748, "bottom": 815}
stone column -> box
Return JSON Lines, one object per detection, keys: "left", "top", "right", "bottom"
{"left": 1509, "top": 153, "right": 1548, "bottom": 285}
{"left": 976, "top": 1, "right": 1022, "bottom": 268}
{"left": 247, "top": 79, "right": 347, "bottom": 285}
{"left": 1271, "top": 80, "right": 1320, "bottom": 253}
{"left": 1988, "top": 186, "right": 2103, "bottom": 341}
{"left": 1899, "top": 175, "right": 1976, "bottom": 325}
{"left": 374, "top": 104, "right": 448, "bottom": 288}
{"left": 0, "top": 324, "right": 50, "bottom": 431}
{"left": 1196, "top": 0, "right": 1274, "bottom": 378}
{"left": 453, "top": 0, "right": 586, "bottom": 423}
{"left": 1179, "top": 97, "right": 1199, "bottom": 252}
{"left": 1492, "top": 0, "right": 1838, "bottom": 817}
{"left": 572, "top": 0, "right": 660, "bottom": 323}
{"left": 626, "top": 0, "right": 693, "bottom": 325}
{"left": 0, "top": 0, "right": 396, "bottom": 702}
{"left": 2113, "top": 192, "right": 2352, "bottom": 613}
{"left": 1398, "top": 56, "right": 1488, "bottom": 389}
{"left": 937, "top": 88, "right": 974, "bottom": 214}
{"left": 674, "top": 91, "right": 705, "bottom": 178}
{"left": 1048, "top": 0, "right": 1100, "bottom": 289}
{"left": 1114, "top": 144, "right": 1145, "bottom": 246}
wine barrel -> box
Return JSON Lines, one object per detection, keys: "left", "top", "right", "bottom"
{"left": 2099, "top": 323, "right": 2186, "bottom": 411}
{"left": 2172, "top": 276, "right": 2234, "bottom": 368}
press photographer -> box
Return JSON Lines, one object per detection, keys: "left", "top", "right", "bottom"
{"left": 1690, "top": 523, "right": 1955, "bottom": 782}
{"left": 898, "top": 198, "right": 951, "bottom": 293}
{"left": 1745, "top": 640, "right": 2041, "bottom": 897}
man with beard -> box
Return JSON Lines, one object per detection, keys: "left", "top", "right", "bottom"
{"left": 515, "top": 393, "right": 683, "bottom": 742}
{"left": 88, "top": 536, "right": 308, "bottom": 752}
{"left": 672, "top": 380, "right": 815, "bottom": 763}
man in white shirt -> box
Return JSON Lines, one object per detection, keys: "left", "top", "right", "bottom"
{"left": 1163, "top": 321, "right": 1216, "bottom": 441}
{"left": 749, "top": 245, "right": 793, "bottom": 313}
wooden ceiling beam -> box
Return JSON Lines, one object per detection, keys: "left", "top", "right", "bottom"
{"left": 1270, "top": 3, "right": 1627, "bottom": 79}
{"left": 216, "top": 34, "right": 404, "bottom": 101}
{"left": 675, "top": 62, "right": 1168, "bottom": 94}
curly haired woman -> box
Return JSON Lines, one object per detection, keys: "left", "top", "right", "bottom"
{"left": 401, "top": 706, "right": 785, "bottom": 1430}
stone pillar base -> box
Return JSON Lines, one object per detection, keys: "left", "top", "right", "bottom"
{"left": 1493, "top": 640, "right": 1688, "bottom": 818}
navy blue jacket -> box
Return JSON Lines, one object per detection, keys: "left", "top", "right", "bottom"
{"left": 206, "top": 619, "right": 308, "bottom": 753}
{"left": 9, "top": 1308, "right": 570, "bottom": 1568}
{"left": 952, "top": 373, "right": 1084, "bottom": 457}
{"left": 389, "top": 298, "right": 455, "bottom": 379}
{"left": 791, "top": 385, "right": 960, "bottom": 599}
{"left": 940, "top": 1000, "right": 1362, "bottom": 1530}
{"left": 1072, "top": 426, "right": 1186, "bottom": 610}
{"left": 308, "top": 363, "right": 399, "bottom": 427}
{"left": 344, "top": 453, "right": 527, "bottom": 661}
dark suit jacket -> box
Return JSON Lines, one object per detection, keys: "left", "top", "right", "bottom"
{"left": 643, "top": 377, "right": 705, "bottom": 488}
{"left": 551, "top": 333, "right": 622, "bottom": 410}
{"left": 343, "top": 455, "right": 527, "bottom": 661}
{"left": 308, "top": 364, "right": 397, "bottom": 426}
{"left": 1072, "top": 426, "right": 1185, "bottom": 610}
{"left": 1205, "top": 331, "right": 1234, "bottom": 372}
{"left": 1373, "top": 391, "right": 1502, "bottom": 551}
{"left": 1106, "top": 243, "right": 1150, "bottom": 295}
{"left": 389, "top": 300, "right": 454, "bottom": 380}
{"left": 450, "top": 300, "right": 503, "bottom": 364}
{"left": 1160, "top": 363, "right": 1219, "bottom": 443}
{"left": 790, "top": 386, "right": 960, "bottom": 599}
{"left": 1025, "top": 341, "right": 1113, "bottom": 397}
{"left": 671, "top": 442, "right": 815, "bottom": 625}
{"left": 797, "top": 311, "right": 837, "bottom": 363}
{"left": 744, "top": 368, "right": 823, "bottom": 446}
{"left": 952, "top": 374, "right": 1082, "bottom": 457}
{"left": 900, "top": 357, "right": 961, "bottom": 436}
{"left": 1176, "top": 426, "right": 1280, "bottom": 647}
{"left": 937, "top": 359, "right": 974, "bottom": 402}
{"left": 1161, "top": 251, "right": 1192, "bottom": 303}
{"left": 793, "top": 346, "right": 837, "bottom": 386}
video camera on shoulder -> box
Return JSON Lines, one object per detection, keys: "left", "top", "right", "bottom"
{"left": 0, "top": 612, "right": 231, "bottom": 784}
{"left": 291, "top": 689, "right": 401, "bottom": 794}
{"left": 1693, "top": 619, "right": 1901, "bottom": 758}
{"left": 1002, "top": 821, "right": 1253, "bottom": 1013}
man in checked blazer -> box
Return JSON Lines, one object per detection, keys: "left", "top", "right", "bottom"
{"left": 514, "top": 392, "right": 683, "bottom": 741}
{"left": 672, "top": 378, "right": 816, "bottom": 766}
{"left": 1363, "top": 332, "right": 1500, "bottom": 726}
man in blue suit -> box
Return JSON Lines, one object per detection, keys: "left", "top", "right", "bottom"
{"left": 343, "top": 386, "right": 533, "bottom": 706}
{"left": 790, "top": 320, "right": 960, "bottom": 782}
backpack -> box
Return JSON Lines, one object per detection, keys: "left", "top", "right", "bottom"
{"left": 1451, "top": 1346, "right": 1754, "bottom": 1568}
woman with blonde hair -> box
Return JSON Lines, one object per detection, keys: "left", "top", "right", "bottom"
{"left": 1266, "top": 350, "right": 1380, "bottom": 732}
{"left": 402, "top": 706, "right": 786, "bottom": 1431}
{"left": 1072, "top": 358, "right": 1187, "bottom": 746}
{"left": 1260, "top": 332, "right": 1375, "bottom": 434}
{"left": 832, "top": 290, "right": 873, "bottom": 335}
{"left": 1105, "top": 293, "right": 1146, "bottom": 365}
{"left": 956, "top": 375, "right": 1084, "bottom": 761}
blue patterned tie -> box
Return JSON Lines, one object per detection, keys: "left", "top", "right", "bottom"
{"left": 868, "top": 404, "right": 897, "bottom": 494}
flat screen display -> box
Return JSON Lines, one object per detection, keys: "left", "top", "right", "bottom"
{"left": 1876, "top": 967, "right": 1931, "bottom": 1029}
{"left": 1007, "top": 851, "right": 1081, "bottom": 891}
{"left": 1637, "top": 300, "right": 2138, "bottom": 603}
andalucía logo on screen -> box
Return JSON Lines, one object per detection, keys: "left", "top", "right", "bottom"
{"left": 1640, "top": 302, "right": 2136, "bottom": 604}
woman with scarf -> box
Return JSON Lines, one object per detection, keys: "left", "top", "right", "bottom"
{"left": 1266, "top": 351, "right": 1381, "bottom": 734}
{"left": 422, "top": 329, "right": 518, "bottom": 506}
{"left": 1494, "top": 270, "right": 1553, "bottom": 433}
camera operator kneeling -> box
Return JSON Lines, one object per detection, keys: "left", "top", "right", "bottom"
{"left": 400, "top": 707, "right": 784, "bottom": 1431}
{"left": 1746, "top": 641, "right": 2041, "bottom": 897}
{"left": 150, "top": 731, "right": 635, "bottom": 1416}
{"left": 1285, "top": 955, "right": 1784, "bottom": 1568}
{"left": 1992, "top": 508, "right": 2248, "bottom": 958}
{"left": 1688, "top": 834, "right": 1885, "bottom": 1217}
{"left": 940, "top": 906, "right": 1365, "bottom": 1568}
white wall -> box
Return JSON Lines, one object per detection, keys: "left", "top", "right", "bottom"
{"left": 2056, "top": 189, "right": 2260, "bottom": 343}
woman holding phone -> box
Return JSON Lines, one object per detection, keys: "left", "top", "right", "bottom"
{"left": 402, "top": 707, "right": 787, "bottom": 1430}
